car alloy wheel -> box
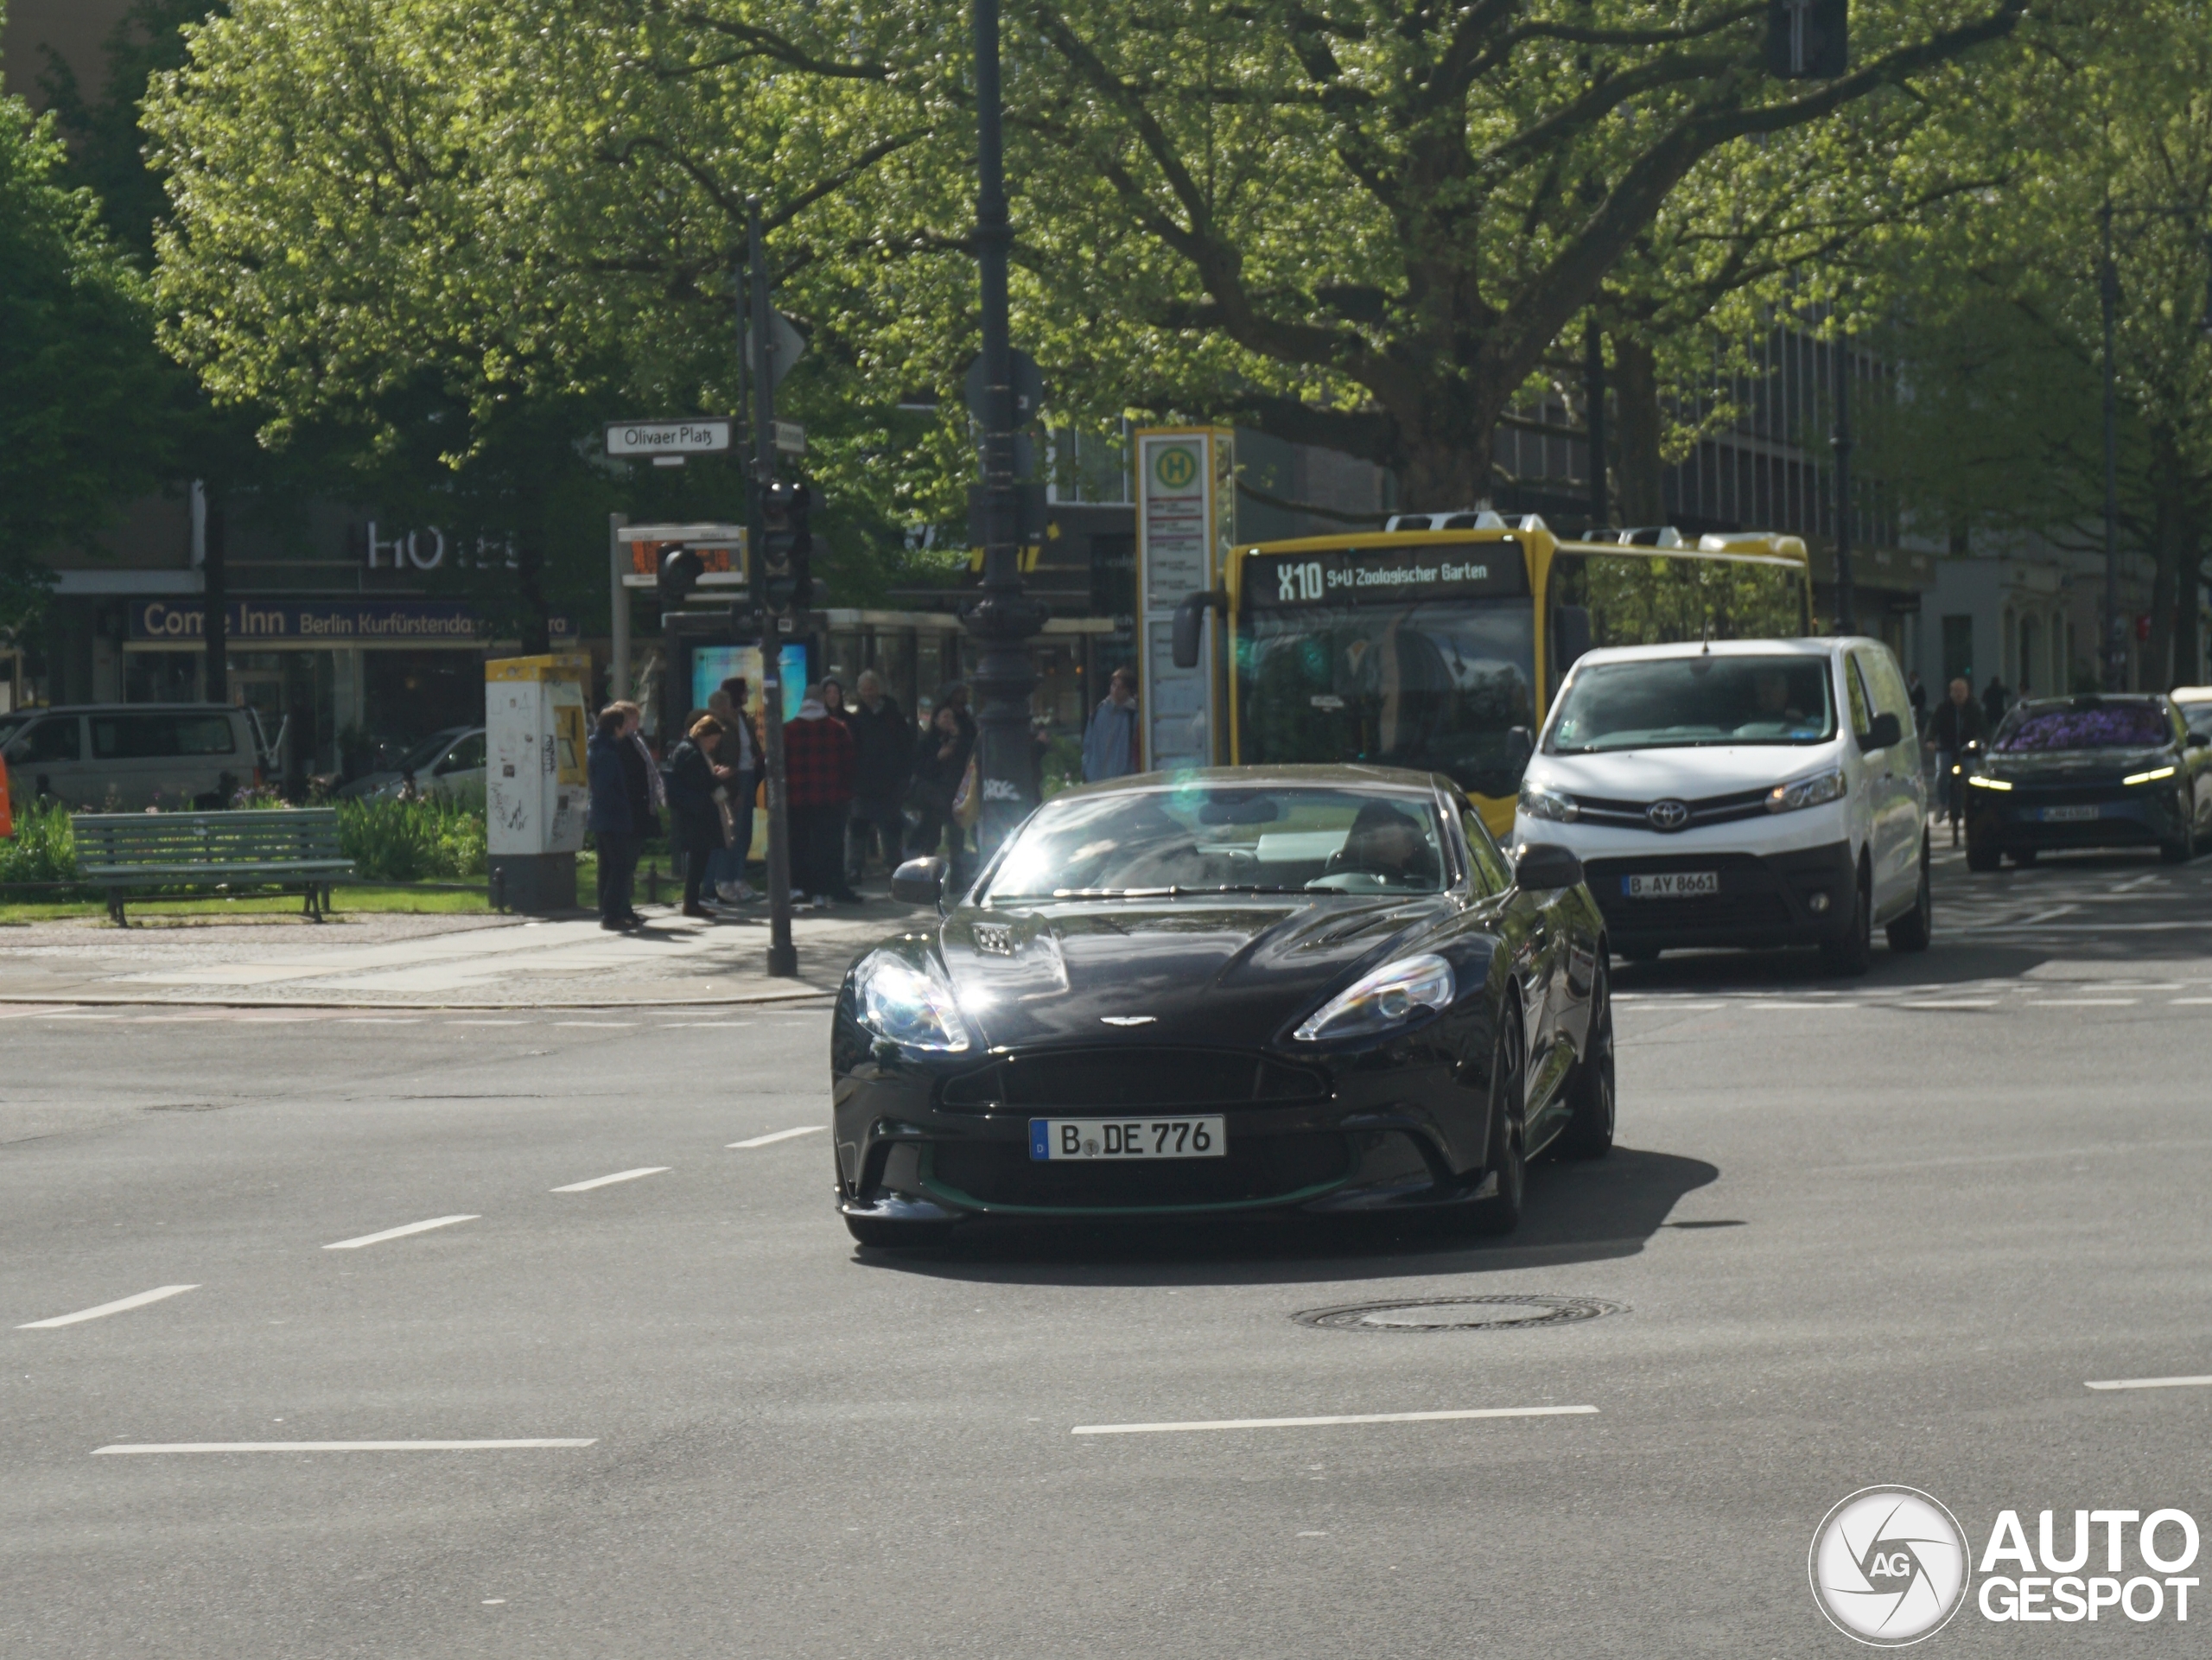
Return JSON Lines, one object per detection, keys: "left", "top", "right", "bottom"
{"left": 1559, "top": 959, "right": 1615, "bottom": 1159}
{"left": 1465, "top": 1017, "right": 1527, "bottom": 1235}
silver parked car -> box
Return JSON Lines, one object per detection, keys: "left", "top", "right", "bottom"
{"left": 334, "top": 726, "right": 486, "bottom": 805}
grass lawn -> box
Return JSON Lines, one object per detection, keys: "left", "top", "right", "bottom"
{"left": 0, "top": 865, "right": 604, "bottom": 926}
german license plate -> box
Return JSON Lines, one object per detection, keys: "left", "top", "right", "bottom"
{"left": 1028, "top": 1116, "right": 1226, "bottom": 1161}
{"left": 2039, "top": 805, "right": 2100, "bottom": 823}
{"left": 1624, "top": 872, "right": 1718, "bottom": 899}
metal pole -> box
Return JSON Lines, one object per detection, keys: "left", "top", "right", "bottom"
{"left": 1583, "top": 318, "right": 1607, "bottom": 532}
{"left": 608, "top": 512, "right": 630, "bottom": 709}
{"left": 1831, "top": 330, "right": 1855, "bottom": 636}
{"left": 2101, "top": 200, "right": 2124, "bottom": 691}
{"left": 201, "top": 487, "right": 228, "bottom": 706}
{"left": 749, "top": 202, "right": 797, "bottom": 976}
{"left": 964, "top": 0, "right": 1046, "bottom": 854}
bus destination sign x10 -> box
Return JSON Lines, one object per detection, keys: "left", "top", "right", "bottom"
{"left": 1246, "top": 538, "right": 1530, "bottom": 608}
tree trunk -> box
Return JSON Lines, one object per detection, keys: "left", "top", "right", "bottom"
{"left": 518, "top": 543, "right": 551, "bottom": 656}
{"left": 1612, "top": 339, "right": 1666, "bottom": 526}
{"left": 2146, "top": 426, "right": 2188, "bottom": 691}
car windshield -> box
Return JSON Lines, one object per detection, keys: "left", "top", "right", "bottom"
{"left": 1995, "top": 703, "right": 2171, "bottom": 751}
{"left": 986, "top": 785, "right": 1452, "bottom": 900}
{"left": 1547, "top": 655, "right": 1836, "bottom": 753}
{"left": 392, "top": 728, "right": 465, "bottom": 774}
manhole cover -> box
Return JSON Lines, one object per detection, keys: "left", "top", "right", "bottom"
{"left": 1292, "top": 1294, "right": 1626, "bottom": 1332}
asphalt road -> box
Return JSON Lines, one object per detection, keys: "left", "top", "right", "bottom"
{"left": 5, "top": 841, "right": 2211, "bottom": 1657}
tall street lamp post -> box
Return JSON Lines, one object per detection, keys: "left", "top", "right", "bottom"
{"left": 964, "top": 0, "right": 1048, "bottom": 853}
{"left": 1832, "top": 331, "right": 1856, "bottom": 638}
{"left": 2101, "top": 200, "right": 2124, "bottom": 692}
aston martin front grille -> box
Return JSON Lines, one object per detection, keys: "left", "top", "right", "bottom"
{"left": 938, "top": 1048, "right": 1327, "bottom": 1112}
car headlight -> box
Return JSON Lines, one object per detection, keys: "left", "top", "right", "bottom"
{"left": 1518, "top": 784, "right": 1578, "bottom": 823}
{"left": 1765, "top": 768, "right": 1847, "bottom": 813}
{"left": 851, "top": 951, "right": 971, "bottom": 1053}
{"left": 2123, "top": 764, "right": 2177, "bottom": 785}
{"left": 1293, "top": 953, "right": 1454, "bottom": 1044}
{"left": 1966, "top": 773, "right": 2012, "bottom": 791}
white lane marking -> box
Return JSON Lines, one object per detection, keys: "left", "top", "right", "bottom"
{"left": 553, "top": 1021, "right": 635, "bottom": 1028}
{"left": 92, "top": 1439, "right": 596, "bottom": 1454}
{"left": 40, "top": 1013, "right": 124, "bottom": 1021}
{"left": 1746, "top": 1001, "right": 1859, "bottom": 1010}
{"left": 448, "top": 1019, "right": 528, "bottom": 1026}
{"left": 2171, "top": 997, "right": 2212, "bottom": 1006}
{"left": 659, "top": 1021, "right": 754, "bottom": 1029}
{"left": 2025, "top": 998, "right": 2138, "bottom": 1007}
{"left": 0, "top": 1005, "right": 78, "bottom": 1019}
{"left": 550, "top": 1167, "right": 670, "bottom": 1193}
{"left": 2085, "top": 1375, "right": 2212, "bottom": 1391}
{"left": 322, "top": 1215, "right": 480, "bottom": 1250}
{"left": 17, "top": 1285, "right": 200, "bottom": 1329}
{"left": 728, "top": 1125, "right": 828, "bottom": 1149}
{"left": 337, "top": 1018, "right": 422, "bottom": 1025}
{"left": 1071, "top": 1405, "right": 1598, "bottom": 1435}
{"left": 1897, "top": 1000, "right": 1998, "bottom": 1010}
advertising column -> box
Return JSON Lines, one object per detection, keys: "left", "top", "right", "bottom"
{"left": 485, "top": 653, "right": 591, "bottom": 913}
{"left": 1135, "top": 429, "right": 1233, "bottom": 771}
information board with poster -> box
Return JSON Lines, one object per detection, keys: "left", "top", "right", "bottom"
{"left": 485, "top": 652, "right": 590, "bottom": 912}
{"left": 1135, "top": 428, "right": 1234, "bottom": 771}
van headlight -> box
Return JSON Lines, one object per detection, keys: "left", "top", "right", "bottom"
{"left": 1765, "top": 769, "right": 1847, "bottom": 814}
{"left": 1518, "top": 784, "right": 1578, "bottom": 823}
{"left": 1294, "top": 954, "right": 1455, "bottom": 1044}
{"left": 851, "top": 951, "right": 971, "bottom": 1053}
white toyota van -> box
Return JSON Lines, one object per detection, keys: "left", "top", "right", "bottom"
{"left": 1513, "top": 637, "right": 1929, "bottom": 973}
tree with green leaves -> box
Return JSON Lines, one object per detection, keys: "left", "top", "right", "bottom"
{"left": 0, "top": 71, "right": 178, "bottom": 634}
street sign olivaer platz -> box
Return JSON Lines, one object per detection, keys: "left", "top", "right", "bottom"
{"left": 605, "top": 418, "right": 734, "bottom": 458}
{"left": 1243, "top": 537, "right": 1531, "bottom": 608}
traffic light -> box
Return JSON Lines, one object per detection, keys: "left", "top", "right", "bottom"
{"left": 657, "top": 544, "right": 705, "bottom": 606}
{"left": 759, "top": 480, "right": 813, "bottom": 619}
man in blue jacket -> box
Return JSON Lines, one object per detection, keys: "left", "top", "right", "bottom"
{"left": 587, "top": 705, "right": 641, "bottom": 929}
{"left": 1081, "top": 666, "right": 1141, "bottom": 782}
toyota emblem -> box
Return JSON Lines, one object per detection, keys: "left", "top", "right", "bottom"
{"left": 1646, "top": 799, "right": 1691, "bottom": 831}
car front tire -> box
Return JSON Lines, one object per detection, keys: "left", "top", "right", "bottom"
{"left": 2161, "top": 805, "right": 2195, "bottom": 864}
{"left": 1885, "top": 836, "right": 1932, "bottom": 953}
{"left": 1557, "top": 959, "right": 1615, "bottom": 1160}
{"left": 1818, "top": 858, "right": 1874, "bottom": 976}
{"left": 1465, "top": 1018, "right": 1527, "bottom": 1236}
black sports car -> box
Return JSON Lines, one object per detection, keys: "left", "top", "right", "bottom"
{"left": 829, "top": 765, "right": 1613, "bottom": 1246}
{"left": 1962, "top": 694, "right": 2212, "bottom": 870}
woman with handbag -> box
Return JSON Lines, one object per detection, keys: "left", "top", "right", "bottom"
{"left": 664, "top": 715, "right": 731, "bottom": 919}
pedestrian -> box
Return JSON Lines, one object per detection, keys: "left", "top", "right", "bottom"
{"left": 664, "top": 715, "right": 731, "bottom": 919}
{"left": 939, "top": 681, "right": 977, "bottom": 764}
{"left": 1082, "top": 665, "right": 1141, "bottom": 782}
{"left": 610, "top": 699, "right": 661, "bottom": 868}
{"left": 784, "top": 682, "right": 859, "bottom": 907}
{"left": 1981, "top": 674, "right": 2010, "bottom": 730}
{"left": 821, "top": 676, "right": 849, "bottom": 721}
{"left": 843, "top": 670, "right": 911, "bottom": 882}
{"left": 1905, "top": 669, "right": 1928, "bottom": 732}
{"left": 1926, "top": 676, "right": 1988, "bottom": 845}
{"left": 587, "top": 705, "right": 641, "bottom": 931}
{"left": 709, "top": 678, "right": 758, "bottom": 903}
{"left": 906, "top": 702, "right": 974, "bottom": 881}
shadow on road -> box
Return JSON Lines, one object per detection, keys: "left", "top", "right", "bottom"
{"left": 849, "top": 1145, "right": 1719, "bottom": 1287}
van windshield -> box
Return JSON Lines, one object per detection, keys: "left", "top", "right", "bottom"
{"left": 1547, "top": 656, "right": 1836, "bottom": 753}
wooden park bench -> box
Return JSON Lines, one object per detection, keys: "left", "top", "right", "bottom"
{"left": 71, "top": 810, "right": 354, "bottom": 926}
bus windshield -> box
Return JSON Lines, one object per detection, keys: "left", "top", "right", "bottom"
{"left": 1236, "top": 598, "right": 1537, "bottom": 798}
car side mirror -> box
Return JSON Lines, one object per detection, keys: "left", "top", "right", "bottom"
{"left": 2189, "top": 731, "right": 2210, "bottom": 749}
{"left": 890, "top": 855, "right": 948, "bottom": 908}
{"left": 1171, "top": 589, "right": 1225, "bottom": 669}
{"left": 1513, "top": 842, "right": 1582, "bottom": 891}
{"left": 1862, "top": 712, "right": 1902, "bottom": 750}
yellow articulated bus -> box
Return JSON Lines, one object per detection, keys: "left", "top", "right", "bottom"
{"left": 1171, "top": 517, "right": 1812, "bottom": 837}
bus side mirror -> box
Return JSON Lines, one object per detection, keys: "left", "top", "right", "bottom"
{"left": 1172, "top": 589, "right": 1225, "bottom": 669}
{"left": 1552, "top": 605, "right": 1592, "bottom": 676}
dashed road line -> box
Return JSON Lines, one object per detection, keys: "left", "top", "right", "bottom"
{"left": 728, "top": 1125, "right": 828, "bottom": 1149}
{"left": 17, "top": 1285, "right": 200, "bottom": 1330}
{"left": 551, "top": 1167, "right": 670, "bottom": 1193}
{"left": 1071, "top": 1405, "right": 1598, "bottom": 1436}
{"left": 91, "top": 1439, "right": 597, "bottom": 1455}
{"left": 322, "top": 1215, "right": 480, "bottom": 1251}
{"left": 2085, "top": 1375, "right": 2212, "bottom": 1392}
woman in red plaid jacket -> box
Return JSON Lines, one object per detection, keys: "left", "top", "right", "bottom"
{"left": 783, "top": 685, "right": 859, "bottom": 906}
